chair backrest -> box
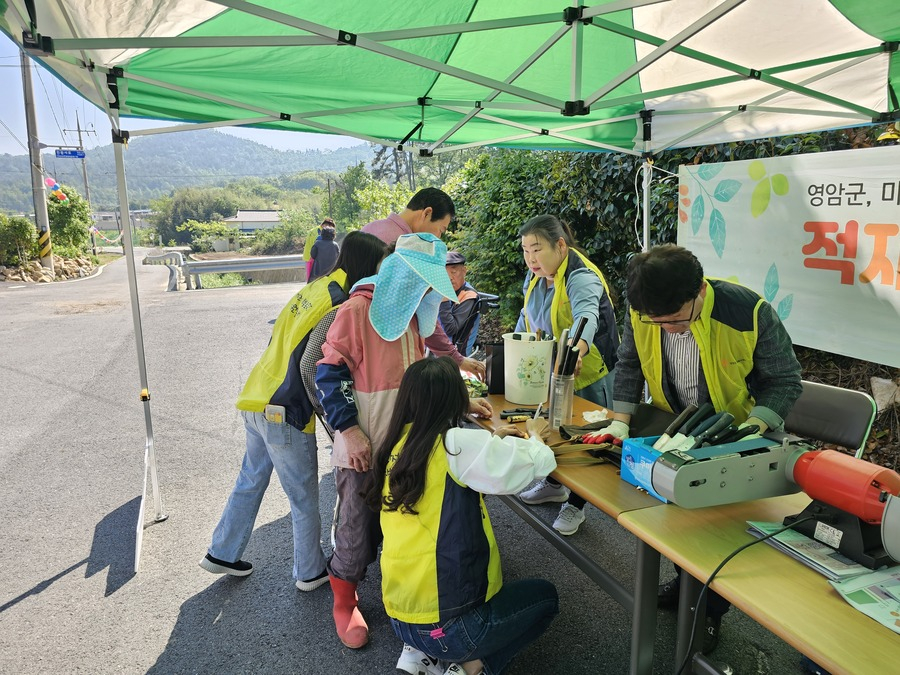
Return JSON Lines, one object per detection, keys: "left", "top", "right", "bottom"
{"left": 783, "top": 380, "right": 877, "bottom": 458}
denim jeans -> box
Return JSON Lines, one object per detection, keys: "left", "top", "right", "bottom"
{"left": 390, "top": 579, "right": 559, "bottom": 675}
{"left": 208, "top": 411, "right": 326, "bottom": 582}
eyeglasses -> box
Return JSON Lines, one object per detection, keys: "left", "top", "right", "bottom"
{"left": 638, "top": 297, "right": 699, "bottom": 326}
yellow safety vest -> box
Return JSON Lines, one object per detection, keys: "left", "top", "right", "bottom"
{"left": 630, "top": 279, "right": 760, "bottom": 421}
{"left": 380, "top": 426, "right": 502, "bottom": 624}
{"left": 236, "top": 269, "right": 348, "bottom": 432}
{"left": 524, "top": 249, "right": 613, "bottom": 390}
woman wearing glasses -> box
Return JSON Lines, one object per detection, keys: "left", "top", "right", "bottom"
{"left": 514, "top": 214, "right": 620, "bottom": 536}
{"left": 606, "top": 243, "right": 802, "bottom": 654}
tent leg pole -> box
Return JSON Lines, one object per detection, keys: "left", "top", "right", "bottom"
{"left": 641, "top": 160, "right": 651, "bottom": 252}
{"left": 113, "top": 139, "right": 167, "bottom": 573}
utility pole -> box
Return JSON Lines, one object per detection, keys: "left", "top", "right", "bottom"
{"left": 326, "top": 177, "right": 333, "bottom": 218}
{"left": 20, "top": 49, "right": 53, "bottom": 274}
{"left": 63, "top": 112, "right": 98, "bottom": 253}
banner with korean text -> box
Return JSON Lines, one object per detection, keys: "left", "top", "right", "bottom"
{"left": 678, "top": 145, "right": 900, "bottom": 368}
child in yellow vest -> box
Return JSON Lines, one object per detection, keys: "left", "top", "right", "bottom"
{"left": 364, "top": 357, "right": 559, "bottom": 675}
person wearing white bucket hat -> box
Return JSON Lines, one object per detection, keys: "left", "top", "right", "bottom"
{"left": 315, "top": 233, "right": 493, "bottom": 652}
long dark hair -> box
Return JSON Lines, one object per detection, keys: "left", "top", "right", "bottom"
{"left": 333, "top": 231, "right": 389, "bottom": 288}
{"left": 363, "top": 357, "right": 469, "bottom": 515}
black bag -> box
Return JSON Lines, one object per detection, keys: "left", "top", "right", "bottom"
{"left": 484, "top": 343, "right": 504, "bottom": 395}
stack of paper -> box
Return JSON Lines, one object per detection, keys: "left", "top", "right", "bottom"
{"left": 745, "top": 521, "right": 869, "bottom": 581}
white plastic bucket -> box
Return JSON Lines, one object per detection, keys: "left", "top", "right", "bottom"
{"left": 502, "top": 332, "right": 554, "bottom": 405}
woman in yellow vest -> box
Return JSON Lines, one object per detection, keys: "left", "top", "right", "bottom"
{"left": 199, "top": 231, "right": 388, "bottom": 591}
{"left": 364, "top": 357, "right": 559, "bottom": 675}
{"left": 515, "top": 215, "right": 620, "bottom": 536}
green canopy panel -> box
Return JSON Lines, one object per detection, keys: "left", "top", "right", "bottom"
{"left": 3, "top": 0, "right": 899, "bottom": 155}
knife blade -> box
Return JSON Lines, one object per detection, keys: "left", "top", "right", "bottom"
{"left": 686, "top": 412, "right": 736, "bottom": 450}
{"left": 652, "top": 403, "right": 699, "bottom": 450}
{"left": 660, "top": 402, "right": 715, "bottom": 451}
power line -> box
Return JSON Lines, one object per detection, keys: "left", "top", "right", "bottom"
{"left": 0, "top": 118, "right": 29, "bottom": 153}
{"left": 34, "top": 67, "right": 65, "bottom": 140}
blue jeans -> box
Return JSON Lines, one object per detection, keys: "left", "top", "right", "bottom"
{"left": 390, "top": 579, "right": 559, "bottom": 675}
{"left": 208, "top": 411, "right": 326, "bottom": 581}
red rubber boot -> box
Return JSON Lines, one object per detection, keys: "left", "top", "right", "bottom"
{"left": 329, "top": 575, "right": 369, "bottom": 648}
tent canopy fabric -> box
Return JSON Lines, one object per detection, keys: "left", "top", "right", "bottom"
{"left": 3, "top": 0, "right": 899, "bottom": 156}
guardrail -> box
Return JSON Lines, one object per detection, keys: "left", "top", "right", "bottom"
{"left": 181, "top": 254, "right": 306, "bottom": 290}
{"left": 143, "top": 251, "right": 186, "bottom": 292}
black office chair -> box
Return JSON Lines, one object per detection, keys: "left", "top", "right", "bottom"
{"left": 782, "top": 380, "right": 877, "bottom": 458}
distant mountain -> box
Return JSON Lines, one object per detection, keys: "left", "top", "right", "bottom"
{"left": 0, "top": 130, "right": 372, "bottom": 213}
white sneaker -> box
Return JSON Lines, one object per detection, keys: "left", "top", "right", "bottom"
{"left": 518, "top": 479, "right": 570, "bottom": 505}
{"left": 396, "top": 644, "right": 442, "bottom": 675}
{"left": 552, "top": 504, "right": 585, "bottom": 536}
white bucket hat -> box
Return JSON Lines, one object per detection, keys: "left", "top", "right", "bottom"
{"left": 367, "top": 233, "right": 459, "bottom": 342}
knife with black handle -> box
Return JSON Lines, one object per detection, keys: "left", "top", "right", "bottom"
{"left": 651, "top": 403, "right": 699, "bottom": 450}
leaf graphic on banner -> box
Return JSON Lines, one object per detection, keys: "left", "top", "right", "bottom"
{"left": 709, "top": 208, "right": 726, "bottom": 257}
{"left": 777, "top": 293, "right": 793, "bottom": 321}
{"left": 748, "top": 160, "right": 766, "bottom": 181}
{"left": 698, "top": 164, "right": 724, "bottom": 181}
{"left": 713, "top": 179, "right": 741, "bottom": 202}
{"left": 763, "top": 263, "right": 779, "bottom": 303}
{"left": 691, "top": 195, "right": 705, "bottom": 234}
{"left": 772, "top": 173, "right": 789, "bottom": 196}
{"left": 751, "top": 178, "right": 771, "bottom": 218}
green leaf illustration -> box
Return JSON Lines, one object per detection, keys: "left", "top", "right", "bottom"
{"left": 763, "top": 263, "right": 779, "bottom": 303}
{"left": 751, "top": 178, "right": 771, "bottom": 218}
{"left": 777, "top": 294, "right": 793, "bottom": 321}
{"left": 772, "top": 173, "right": 789, "bottom": 196}
{"left": 709, "top": 208, "right": 726, "bottom": 257}
{"left": 748, "top": 160, "right": 766, "bottom": 181}
{"left": 691, "top": 194, "right": 705, "bottom": 235}
{"left": 713, "top": 179, "right": 741, "bottom": 202}
{"left": 698, "top": 164, "right": 724, "bottom": 181}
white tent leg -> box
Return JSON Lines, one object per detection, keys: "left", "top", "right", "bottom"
{"left": 113, "top": 139, "right": 168, "bottom": 574}
{"left": 641, "top": 159, "right": 651, "bottom": 251}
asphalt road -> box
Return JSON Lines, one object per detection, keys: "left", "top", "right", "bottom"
{"left": 0, "top": 249, "right": 808, "bottom": 674}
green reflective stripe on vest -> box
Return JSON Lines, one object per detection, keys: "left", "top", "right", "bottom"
{"left": 630, "top": 279, "right": 759, "bottom": 421}
{"left": 524, "top": 249, "right": 612, "bottom": 390}
{"left": 380, "top": 427, "right": 502, "bottom": 624}
{"left": 236, "top": 268, "right": 348, "bottom": 432}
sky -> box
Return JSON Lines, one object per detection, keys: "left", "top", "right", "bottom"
{"left": 0, "top": 35, "right": 361, "bottom": 157}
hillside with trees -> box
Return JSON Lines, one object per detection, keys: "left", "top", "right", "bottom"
{"left": 0, "top": 130, "right": 371, "bottom": 213}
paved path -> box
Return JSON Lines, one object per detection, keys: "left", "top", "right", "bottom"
{"left": 0, "top": 251, "right": 806, "bottom": 674}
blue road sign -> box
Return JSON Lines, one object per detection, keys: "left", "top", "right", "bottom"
{"left": 55, "top": 149, "right": 85, "bottom": 159}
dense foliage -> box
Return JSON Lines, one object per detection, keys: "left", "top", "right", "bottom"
{"left": 0, "top": 213, "right": 38, "bottom": 266}
{"left": 448, "top": 129, "right": 876, "bottom": 328}
{"left": 46, "top": 184, "right": 92, "bottom": 257}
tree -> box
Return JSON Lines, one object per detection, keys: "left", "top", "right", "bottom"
{"left": 46, "top": 184, "right": 92, "bottom": 256}
{"left": 326, "top": 163, "right": 371, "bottom": 228}
{"left": 0, "top": 213, "right": 38, "bottom": 266}
{"left": 149, "top": 187, "right": 240, "bottom": 245}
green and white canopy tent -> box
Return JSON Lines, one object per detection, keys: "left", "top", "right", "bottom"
{"left": 4, "top": 0, "right": 898, "bottom": 568}
{"left": 4, "top": 0, "right": 899, "bottom": 155}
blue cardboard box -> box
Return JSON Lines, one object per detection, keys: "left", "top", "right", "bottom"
{"left": 620, "top": 436, "right": 668, "bottom": 503}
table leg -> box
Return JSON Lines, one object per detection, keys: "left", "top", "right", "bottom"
{"left": 630, "top": 540, "right": 660, "bottom": 675}
{"left": 675, "top": 571, "right": 706, "bottom": 667}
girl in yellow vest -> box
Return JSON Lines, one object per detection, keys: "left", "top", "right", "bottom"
{"left": 515, "top": 215, "right": 620, "bottom": 536}
{"left": 364, "top": 357, "right": 559, "bottom": 675}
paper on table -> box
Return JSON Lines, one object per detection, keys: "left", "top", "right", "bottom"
{"left": 746, "top": 521, "right": 870, "bottom": 581}
{"left": 829, "top": 567, "right": 900, "bottom": 635}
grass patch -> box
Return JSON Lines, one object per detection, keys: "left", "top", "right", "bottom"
{"left": 94, "top": 253, "right": 123, "bottom": 266}
{"left": 198, "top": 272, "right": 259, "bottom": 288}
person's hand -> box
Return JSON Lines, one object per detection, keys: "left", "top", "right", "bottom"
{"left": 460, "top": 356, "right": 486, "bottom": 380}
{"left": 495, "top": 424, "right": 527, "bottom": 439}
{"left": 342, "top": 425, "right": 372, "bottom": 473}
{"left": 469, "top": 397, "right": 493, "bottom": 418}
{"left": 606, "top": 419, "right": 630, "bottom": 441}
{"left": 526, "top": 417, "right": 550, "bottom": 441}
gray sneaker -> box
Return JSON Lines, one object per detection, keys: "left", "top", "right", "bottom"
{"left": 518, "top": 479, "right": 570, "bottom": 504}
{"left": 552, "top": 504, "right": 585, "bottom": 536}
